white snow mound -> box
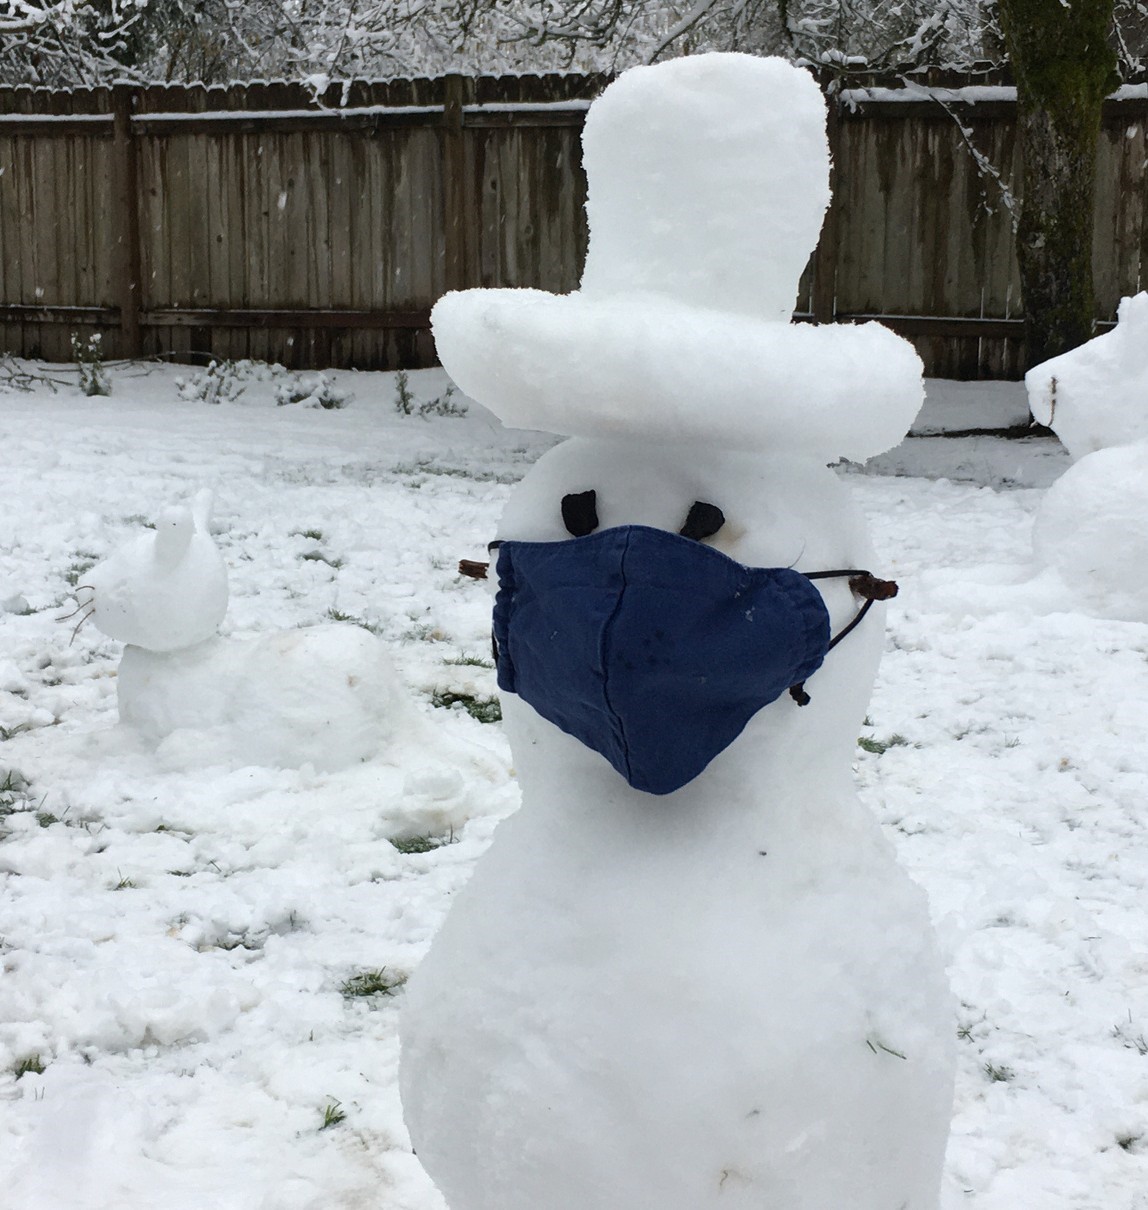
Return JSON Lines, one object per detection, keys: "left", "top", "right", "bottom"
{"left": 116, "top": 625, "right": 411, "bottom": 772}
{"left": 1033, "top": 439, "right": 1148, "bottom": 622}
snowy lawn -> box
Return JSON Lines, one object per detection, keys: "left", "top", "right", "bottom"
{"left": 0, "top": 363, "right": 1146, "bottom": 1209}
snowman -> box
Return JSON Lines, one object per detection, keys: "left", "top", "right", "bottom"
{"left": 400, "top": 54, "right": 955, "bottom": 1210}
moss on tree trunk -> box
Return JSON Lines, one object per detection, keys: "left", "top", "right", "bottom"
{"left": 999, "top": 0, "right": 1119, "bottom": 370}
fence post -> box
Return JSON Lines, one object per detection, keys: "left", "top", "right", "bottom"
{"left": 442, "top": 74, "right": 472, "bottom": 293}
{"left": 811, "top": 95, "right": 841, "bottom": 324}
{"left": 112, "top": 84, "right": 143, "bottom": 357}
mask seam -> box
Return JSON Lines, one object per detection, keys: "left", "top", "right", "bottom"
{"left": 598, "top": 527, "right": 635, "bottom": 787}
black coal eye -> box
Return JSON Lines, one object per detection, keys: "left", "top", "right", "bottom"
{"left": 562, "top": 490, "right": 599, "bottom": 537}
{"left": 679, "top": 501, "right": 725, "bottom": 542}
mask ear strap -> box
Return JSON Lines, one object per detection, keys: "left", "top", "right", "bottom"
{"left": 789, "top": 570, "right": 899, "bottom": 706}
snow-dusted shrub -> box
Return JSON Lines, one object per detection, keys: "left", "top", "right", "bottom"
{"left": 176, "top": 359, "right": 248, "bottom": 404}
{"left": 71, "top": 333, "right": 109, "bottom": 397}
{"left": 394, "top": 370, "right": 467, "bottom": 419}
{"left": 275, "top": 371, "right": 351, "bottom": 410}
{"left": 176, "top": 358, "right": 287, "bottom": 405}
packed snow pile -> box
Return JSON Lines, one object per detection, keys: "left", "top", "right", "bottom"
{"left": 81, "top": 494, "right": 422, "bottom": 772}
{"left": 432, "top": 54, "right": 923, "bottom": 463}
{"left": 1026, "top": 291, "right": 1148, "bottom": 459}
{"left": 405, "top": 54, "right": 952, "bottom": 1210}
{"left": 114, "top": 624, "right": 413, "bottom": 773}
{"left": 1032, "top": 441, "right": 1148, "bottom": 622}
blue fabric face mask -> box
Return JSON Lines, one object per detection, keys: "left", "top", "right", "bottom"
{"left": 490, "top": 525, "right": 888, "bottom": 796}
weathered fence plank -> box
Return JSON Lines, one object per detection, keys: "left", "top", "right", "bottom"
{"left": 0, "top": 77, "right": 1144, "bottom": 377}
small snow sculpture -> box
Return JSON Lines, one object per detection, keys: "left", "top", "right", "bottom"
{"left": 85, "top": 489, "right": 228, "bottom": 652}
{"left": 1026, "top": 291, "right": 1148, "bottom": 459}
{"left": 1024, "top": 293, "right": 1148, "bottom": 622}
{"left": 400, "top": 53, "right": 954, "bottom": 1210}
{"left": 81, "top": 494, "right": 406, "bottom": 772}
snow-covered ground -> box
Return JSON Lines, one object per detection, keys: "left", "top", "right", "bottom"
{"left": 0, "top": 363, "right": 1145, "bottom": 1209}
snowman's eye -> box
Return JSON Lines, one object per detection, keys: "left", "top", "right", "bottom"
{"left": 562, "top": 491, "right": 599, "bottom": 537}
{"left": 679, "top": 501, "right": 725, "bottom": 542}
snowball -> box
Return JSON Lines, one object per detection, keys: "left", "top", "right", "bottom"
{"left": 1026, "top": 292, "right": 1148, "bottom": 458}
{"left": 1033, "top": 440, "right": 1148, "bottom": 622}
{"left": 431, "top": 54, "right": 924, "bottom": 463}
{"left": 117, "top": 625, "right": 409, "bottom": 772}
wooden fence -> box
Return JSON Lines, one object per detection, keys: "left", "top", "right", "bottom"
{"left": 0, "top": 73, "right": 1145, "bottom": 379}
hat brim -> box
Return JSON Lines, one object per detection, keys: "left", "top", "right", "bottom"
{"left": 432, "top": 288, "right": 923, "bottom": 463}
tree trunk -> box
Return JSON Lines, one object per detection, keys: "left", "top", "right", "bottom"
{"left": 999, "top": 0, "right": 1118, "bottom": 370}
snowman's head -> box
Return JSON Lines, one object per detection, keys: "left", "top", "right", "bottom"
{"left": 83, "top": 500, "right": 229, "bottom": 653}
{"left": 488, "top": 438, "right": 887, "bottom": 794}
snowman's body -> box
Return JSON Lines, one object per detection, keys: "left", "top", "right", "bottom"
{"left": 400, "top": 442, "right": 954, "bottom": 1209}
{"left": 116, "top": 624, "right": 405, "bottom": 772}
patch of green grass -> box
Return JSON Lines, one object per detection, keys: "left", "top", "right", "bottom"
{"left": 325, "top": 608, "right": 383, "bottom": 635}
{"left": 14, "top": 1054, "right": 45, "bottom": 1078}
{"left": 1114, "top": 1020, "right": 1148, "bottom": 1056}
{"left": 443, "top": 654, "right": 495, "bottom": 669}
{"left": 0, "top": 768, "right": 32, "bottom": 818}
{"left": 300, "top": 551, "right": 343, "bottom": 569}
{"left": 389, "top": 832, "right": 454, "bottom": 855}
{"left": 293, "top": 528, "right": 324, "bottom": 541}
{"left": 340, "top": 968, "right": 406, "bottom": 1000}
{"left": 112, "top": 873, "right": 137, "bottom": 890}
{"left": 984, "top": 1061, "right": 1014, "bottom": 1083}
{"left": 206, "top": 932, "right": 263, "bottom": 952}
{"left": 857, "top": 733, "right": 910, "bottom": 755}
{"left": 866, "top": 1037, "right": 907, "bottom": 1060}
{"left": 393, "top": 459, "right": 515, "bottom": 484}
{"left": 956, "top": 1011, "right": 987, "bottom": 1043}
{"left": 320, "top": 1099, "right": 346, "bottom": 1130}
{"left": 431, "top": 690, "right": 502, "bottom": 724}
{"left": 64, "top": 553, "right": 100, "bottom": 587}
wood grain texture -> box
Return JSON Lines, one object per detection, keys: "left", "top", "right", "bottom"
{"left": 0, "top": 80, "right": 1142, "bottom": 378}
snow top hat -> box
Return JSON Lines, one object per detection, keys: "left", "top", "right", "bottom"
{"left": 432, "top": 53, "right": 923, "bottom": 463}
